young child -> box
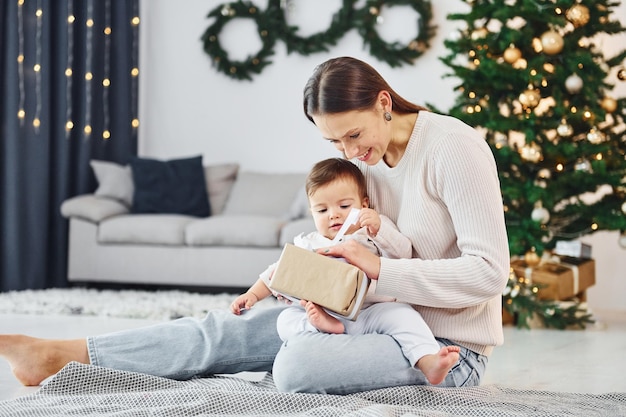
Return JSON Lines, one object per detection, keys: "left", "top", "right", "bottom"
{"left": 230, "top": 158, "right": 459, "bottom": 385}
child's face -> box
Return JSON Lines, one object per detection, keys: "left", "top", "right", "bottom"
{"left": 308, "top": 178, "right": 368, "bottom": 240}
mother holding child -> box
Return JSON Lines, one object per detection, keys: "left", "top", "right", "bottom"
{"left": 0, "top": 56, "right": 509, "bottom": 395}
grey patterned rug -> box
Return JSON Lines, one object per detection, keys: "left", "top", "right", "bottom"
{"left": 0, "top": 288, "right": 280, "bottom": 320}
{"left": 1, "top": 362, "right": 624, "bottom": 416}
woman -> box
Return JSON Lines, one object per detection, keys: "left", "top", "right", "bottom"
{"left": 0, "top": 56, "right": 509, "bottom": 395}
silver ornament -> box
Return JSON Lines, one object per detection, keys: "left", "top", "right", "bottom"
{"left": 587, "top": 129, "right": 605, "bottom": 144}
{"left": 574, "top": 159, "right": 592, "bottom": 172}
{"left": 557, "top": 122, "right": 573, "bottom": 137}
{"left": 531, "top": 206, "right": 550, "bottom": 224}
{"left": 565, "top": 74, "right": 583, "bottom": 93}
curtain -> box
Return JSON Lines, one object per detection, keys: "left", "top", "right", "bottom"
{"left": 0, "top": 0, "right": 139, "bottom": 291}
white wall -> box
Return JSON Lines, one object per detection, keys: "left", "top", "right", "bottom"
{"left": 138, "top": 0, "right": 626, "bottom": 312}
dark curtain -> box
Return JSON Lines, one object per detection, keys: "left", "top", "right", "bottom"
{"left": 0, "top": 0, "right": 139, "bottom": 291}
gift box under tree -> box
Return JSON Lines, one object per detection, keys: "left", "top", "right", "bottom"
{"left": 511, "top": 256, "right": 595, "bottom": 301}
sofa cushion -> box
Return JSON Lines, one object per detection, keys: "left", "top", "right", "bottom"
{"left": 204, "top": 163, "right": 239, "bottom": 216}
{"left": 61, "top": 194, "right": 130, "bottom": 223}
{"left": 285, "top": 186, "right": 310, "bottom": 220}
{"left": 90, "top": 160, "right": 134, "bottom": 207}
{"left": 185, "top": 215, "right": 283, "bottom": 247}
{"left": 222, "top": 172, "right": 306, "bottom": 218}
{"left": 279, "top": 217, "right": 316, "bottom": 246}
{"left": 99, "top": 214, "right": 195, "bottom": 245}
{"left": 130, "top": 155, "right": 210, "bottom": 217}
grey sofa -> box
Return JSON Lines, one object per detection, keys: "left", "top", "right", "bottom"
{"left": 60, "top": 160, "right": 315, "bottom": 289}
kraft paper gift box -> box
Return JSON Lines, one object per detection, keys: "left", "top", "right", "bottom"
{"left": 511, "top": 257, "right": 595, "bottom": 300}
{"left": 269, "top": 243, "right": 370, "bottom": 320}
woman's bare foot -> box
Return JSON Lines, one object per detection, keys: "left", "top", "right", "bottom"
{"left": 416, "top": 345, "right": 461, "bottom": 385}
{"left": 0, "top": 335, "right": 89, "bottom": 386}
{"left": 303, "top": 301, "right": 345, "bottom": 334}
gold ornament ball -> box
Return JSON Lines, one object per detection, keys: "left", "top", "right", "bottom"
{"left": 503, "top": 46, "right": 522, "bottom": 64}
{"left": 519, "top": 88, "right": 541, "bottom": 109}
{"left": 618, "top": 69, "right": 626, "bottom": 81}
{"left": 622, "top": 201, "right": 626, "bottom": 214}
{"left": 524, "top": 249, "right": 541, "bottom": 267}
{"left": 566, "top": 4, "right": 590, "bottom": 27}
{"left": 601, "top": 97, "right": 617, "bottom": 113}
{"left": 540, "top": 31, "right": 564, "bottom": 55}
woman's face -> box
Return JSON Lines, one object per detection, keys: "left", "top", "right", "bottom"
{"left": 312, "top": 109, "right": 390, "bottom": 166}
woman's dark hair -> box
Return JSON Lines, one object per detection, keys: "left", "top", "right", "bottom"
{"left": 306, "top": 158, "right": 368, "bottom": 200}
{"left": 303, "top": 56, "right": 427, "bottom": 124}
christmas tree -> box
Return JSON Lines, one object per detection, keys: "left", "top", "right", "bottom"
{"left": 438, "top": 0, "right": 626, "bottom": 328}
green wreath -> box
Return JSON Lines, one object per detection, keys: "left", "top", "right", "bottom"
{"left": 271, "top": 0, "right": 357, "bottom": 55}
{"left": 201, "top": 1, "right": 280, "bottom": 81}
{"left": 354, "top": 0, "right": 436, "bottom": 67}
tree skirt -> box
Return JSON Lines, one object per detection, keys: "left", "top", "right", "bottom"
{"left": 0, "top": 288, "right": 280, "bottom": 320}
{"left": 0, "top": 362, "right": 624, "bottom": 416}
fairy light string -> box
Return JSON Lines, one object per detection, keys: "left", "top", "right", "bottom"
{"left": 15, "top": 0, "right": 139, "bottom": 141}
{"left": 83, "top": 0, "right": 94, "bottom": 138}
{"left": 33, "top": 0, "right": 43, "bottom": 132}
{"left": 17, "top": 0, "right": 26, "bottom": 125}
{"left": 65, "top": 0, "right": 75, "bottom": 137}
{"left": 131, "top": 3, "right": 140, "bottom": 132}
{"left": 102, "top": 0, "right": 112, "bottom": 140}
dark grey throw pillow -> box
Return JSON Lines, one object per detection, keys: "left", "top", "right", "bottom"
{"left": 130, "top": 155, "right": 210, "bottom": 217}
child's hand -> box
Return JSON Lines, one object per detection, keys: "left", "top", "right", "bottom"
{"left": 358, "top": 208, "right": 381, "bottom": 237}
{"left": 230, "top": 292, "right": 258, "bottom": 315}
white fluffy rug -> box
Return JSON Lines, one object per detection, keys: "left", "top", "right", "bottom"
{"left": 0, "top": 288, "right": 281, "bottom": 320}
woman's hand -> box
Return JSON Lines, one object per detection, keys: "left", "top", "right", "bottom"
{"left": 318, "top": 239, "right": 381, "bottom": 279}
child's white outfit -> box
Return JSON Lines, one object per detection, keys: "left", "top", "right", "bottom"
{"left": 259, "top": 215, "right": 441, "bottom": 367}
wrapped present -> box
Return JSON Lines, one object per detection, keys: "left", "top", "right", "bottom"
{"left": 511, "top": 256, "right": 595, "bottom": 300}
{"left": 269, "top": 243, "right": 369, "bottom": 320}
{"left": 554, "top": 240, "right": 592, "bottom": 259}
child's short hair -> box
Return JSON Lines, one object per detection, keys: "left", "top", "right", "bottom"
{"left": 306, "top": 158, "right": 368, "bottom": 200}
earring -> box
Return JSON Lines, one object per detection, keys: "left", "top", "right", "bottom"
{"left": 384, "top": 111, "right": 392, "bottom": 121}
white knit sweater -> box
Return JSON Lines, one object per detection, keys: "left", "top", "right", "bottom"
{"left": 353, "top": 111, "right": 510, "bottom": 356}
